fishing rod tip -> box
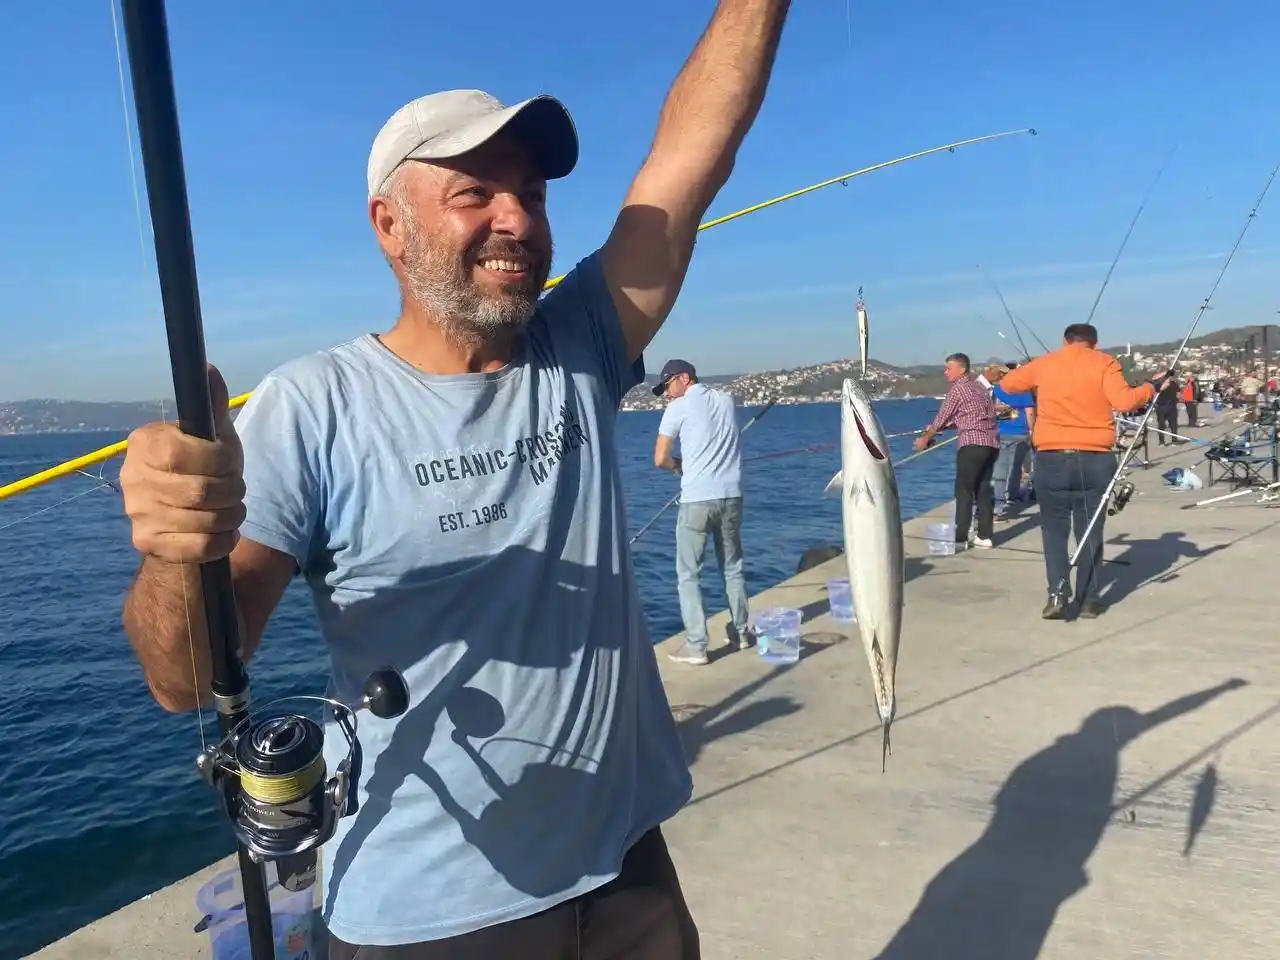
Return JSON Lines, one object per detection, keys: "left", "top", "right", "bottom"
{"left": 1029, "top": 128, "right": 1039, "bottom": 136}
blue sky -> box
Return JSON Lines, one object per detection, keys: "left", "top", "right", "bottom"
{"left": 2, "top": 0, "right": 1279, "bottom": 401}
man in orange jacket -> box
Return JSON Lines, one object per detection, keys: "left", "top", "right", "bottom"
{"left": 999, "top": 323, "right": 1162, "bottom": 619}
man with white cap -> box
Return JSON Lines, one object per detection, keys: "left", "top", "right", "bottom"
{"left": 115, "top": 2, "right": 794, "bottom": 957}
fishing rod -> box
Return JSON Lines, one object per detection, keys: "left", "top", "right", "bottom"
{"left": 894, "top": 433, "right": 957, "bottom": 467}
{"left": 630, "top": 397, "right": 778, "bottom": 545}
{"left": 1084, "top": 144, "right": 1179, "bottom": 328}
{"left": 996, "top": 330, "right": 1031, "bottom": 363}
{"left": 1061, "top": 159, "right": 1280, "bottom": 596}
{"left": 1010, "top": 311, "right": 1050, "bottom": 355}
{"left": 977, "top": 263, "right": 1050, "bottom": 356}
{"left": 0, "top": 126, "right": 1039, "bottom": 502}
{"left": 1115, "top": 417, "right": 1214, "bottom": 447}
{"left": 119, "top": 5, "right": 408, "bottom": 958}
{"left": 984, "top": 275, "right": 1034, "bottom": 359}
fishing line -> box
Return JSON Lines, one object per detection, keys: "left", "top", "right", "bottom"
{"left": 108, "top": 0, "right": 153, "bottom": 283}
{"left": 0, "top": 483, "right": 113, "bottom": 534}
{"left": 1064, "top": 159, "right": 1280, "bottom": 598}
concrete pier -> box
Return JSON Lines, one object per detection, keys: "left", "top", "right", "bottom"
{"left": 32, "top": 413, "right": 1280, "bottom": 958}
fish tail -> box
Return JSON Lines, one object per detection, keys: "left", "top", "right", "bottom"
{"left": 881, "top": 720, "right": 892, "bottom": 773}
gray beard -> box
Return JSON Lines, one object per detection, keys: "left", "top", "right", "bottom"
{"left": 401, "top": 220, "right": 551, "bottom": 350}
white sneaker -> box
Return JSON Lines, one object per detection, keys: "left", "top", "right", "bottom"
{"left": 667, "top": 641, "right": 709, "bottom": 665}
{"left": 970, "top": 536, "right": 994, "bottom": 549}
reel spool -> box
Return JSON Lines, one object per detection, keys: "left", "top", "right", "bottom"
{"left": 1108, "top": 480, "right": 1136, "bottom": 516}
{"left": 196, "top": 667, "right": 409, "bottom": 891}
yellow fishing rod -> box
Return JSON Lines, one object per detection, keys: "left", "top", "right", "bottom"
{"left": 0, "top": 126, "right": 1037, "bottom": 502}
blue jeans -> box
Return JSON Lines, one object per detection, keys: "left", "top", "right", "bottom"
{"left": 1033, "top": 450, "right": 1116, "bottom": 602}
{"left": 991, "top": 437, "right": 1030, "bottom": 514}
{"left": 676, "top": 497, "right": 750, "bottom": 651}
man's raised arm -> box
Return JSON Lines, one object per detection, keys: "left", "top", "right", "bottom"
{"left": 602, "top": 0, "right": 793, "bottom": 362}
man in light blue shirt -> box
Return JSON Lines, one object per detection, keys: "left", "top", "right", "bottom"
{"left": 115, "top": 2, "right": 795, "bottom": 955}
{"left": 653, "top": 359, "right": 752, "bottom": 665}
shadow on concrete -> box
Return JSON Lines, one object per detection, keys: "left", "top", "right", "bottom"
{"left": 991, "top": 512, "right": 1040, "bottom": 548}
{"left": 871, "top": 678, "right": 1246, "bottom": 960}
{"left": 1182, "top": 762, "right": 1218, "bottom": 859}
{"left": 786, "top": 557, "right": 937, "bottom": 626}
{"left": 687, "top": 604, "right": 1192, "bottom": 811}
{"left": 672, "top": 633, "right": 843, "bottom": 767}
{"left": 1099, "top": 531, "right": 1229, "bottom": 604}
{"left": 1111, "top": 696, "right": 1280, "bottom": 824}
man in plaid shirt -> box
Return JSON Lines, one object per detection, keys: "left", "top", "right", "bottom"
{"left": 914, "top": 352, "right": 1001, "bottom": 549}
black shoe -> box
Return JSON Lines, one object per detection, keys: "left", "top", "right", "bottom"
{"left": 1042, "top": 594, "right": 1067, "bottom": 620}
{"left": 1078, "top": 599, "right": 1107, "bottom": 619}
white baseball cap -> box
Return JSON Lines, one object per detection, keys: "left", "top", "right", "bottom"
{"left": 366, "top": 89, "right": 579, "bottom": 198}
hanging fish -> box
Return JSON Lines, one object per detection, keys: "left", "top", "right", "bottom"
{"left": 823, "top": 378, "right": 904, "bottom": 771}
{"left": 856, "top": 285, "right": 870, "bottom": 378}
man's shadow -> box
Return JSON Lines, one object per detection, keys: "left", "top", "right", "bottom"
{"left": 873, "top": 677, "right": 1247, "bottom": 960}
{"left": 1097, "top": 531, "right": 1228, "bottom": 604}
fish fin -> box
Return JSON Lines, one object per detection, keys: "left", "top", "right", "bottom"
{"left": 823, "top": 470, "right": 843, "bottom": 497}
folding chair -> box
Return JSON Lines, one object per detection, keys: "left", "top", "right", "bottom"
{"left": 1205, "top": 436, "right": 1279, "bottom": 488}
{"left": 1115, "top": 418, "right": 1149, "bottom": 468}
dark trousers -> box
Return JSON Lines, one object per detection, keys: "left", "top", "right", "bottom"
{"left": 1155, "top": 404, "right": 1177, "bottom": 443}
{"left": 954, "top": 444, "right": 999, "bottom": 542}
{"left": 1184, "top": 401, "right": 1198, "bottom": 427}
{"left": 327, "top": 827, "right": 699, "bottom": 960}
{"left": 1033, "top": 450, "right": 1116, "bottom": 602}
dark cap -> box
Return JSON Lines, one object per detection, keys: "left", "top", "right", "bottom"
{"left": 653, "top": 359, "right": 697, "bottom": 396}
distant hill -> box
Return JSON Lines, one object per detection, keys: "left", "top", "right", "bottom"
{"left": 2, "top": 326, "right": 1265, "bottom": 435}
{"left": 1102, "top": 324, "right": 1271, "bottom": 356}
{"left": 0, "top": 399, "right": 168, "bottom": 436}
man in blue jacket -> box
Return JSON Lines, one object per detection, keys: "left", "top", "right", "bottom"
{"left": 987, "top": 362, "right": 1036, "bottom": 520}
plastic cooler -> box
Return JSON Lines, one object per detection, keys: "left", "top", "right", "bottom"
{"left": 754, "top": 606, "right": 802, "bottom": 664}
{"left": 196, "top": 863, "right": 314, "bottom": 960}
{"left": 826, "top": 578, "right": 855, "bottom": 622}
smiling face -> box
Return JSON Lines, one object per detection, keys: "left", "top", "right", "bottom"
{"left": 370, "top": 131, "right": 554, "bottom": 347}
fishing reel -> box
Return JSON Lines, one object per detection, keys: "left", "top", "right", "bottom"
{"left": 1108, "top": 480, "right": 1136, "bottom": 516}
{"left": 195, "top": 667, "right": 409, "bottom": 892}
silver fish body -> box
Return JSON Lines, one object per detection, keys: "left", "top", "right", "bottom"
{"left": 824, "top": 378, "right": 905, "bottom": 770}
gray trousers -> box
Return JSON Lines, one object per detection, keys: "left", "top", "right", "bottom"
{"left": 676, "top": 497, "right": 750, "bottom": 650}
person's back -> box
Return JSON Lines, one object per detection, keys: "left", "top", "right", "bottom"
{"left": 653, "top": 365, "right": 751, "bottom": 665}
{"left": 998, "top": 324, "right": 1157, "bottom": 620}
{"left": 662, "top": 384, "right": 743, "bottom": 503}
{"left": 1003, "top": 342, "right": 1151, "bottom": 452}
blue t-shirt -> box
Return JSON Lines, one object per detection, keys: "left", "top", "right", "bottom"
{"left": 657, "top": 382, "right": 743, "bottom": 502}
{"left": 234, "top": 251, "right": 692, "bottom": 946}
{"left": 992, "top": 384, "right": 1033, "bottom": 438}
